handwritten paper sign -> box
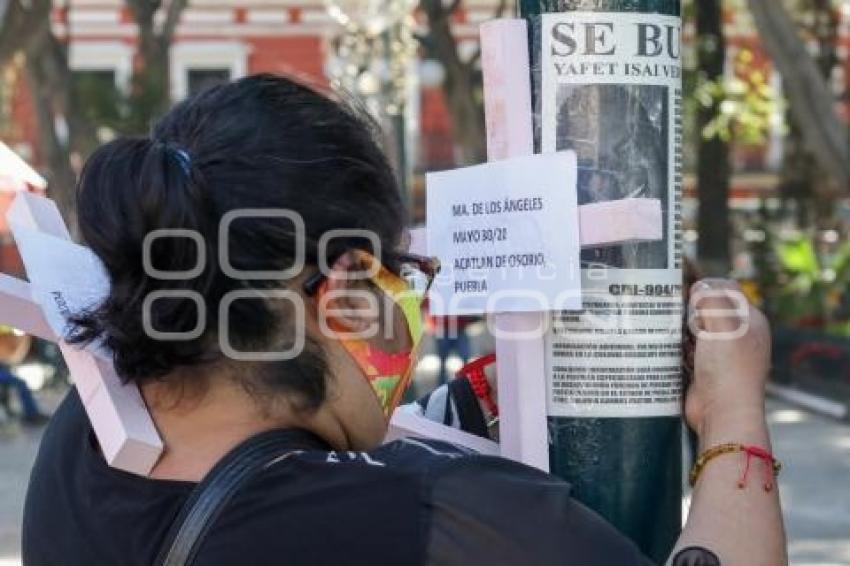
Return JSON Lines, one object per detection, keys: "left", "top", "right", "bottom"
{"left": 10, "top": 225, "right": 110, "bottom": 350}
{"left": 427, "top": 152, "right": 581, "bottom": 315}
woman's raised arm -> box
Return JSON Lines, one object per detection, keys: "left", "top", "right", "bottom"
{"left": 670, "top": 279, "right": 786, "bottom": 565}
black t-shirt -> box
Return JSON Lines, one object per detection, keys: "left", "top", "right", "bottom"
{"left": 23, "top": 391, "right": 652, "bottom": 565}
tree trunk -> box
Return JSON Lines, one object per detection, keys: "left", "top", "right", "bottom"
{"left": 747, "top": 0, "right": 850, "bottom": 191}
{"left": 0, "top": 0, "right": 52, "bottom": 65}
{"left": 695, "top": 0, "right": 731, "bottom": 276}
{"left": 779, "top": 0, "right": 840, "bottom": 226}
{"left": 24, "top": 26, "right": 91, "bottom": 232}
{"left": 125, "top": 0, "right": 166, "bottom": 133}
{"left": 419, "top": 0, "right": 487, "bottom": 165}
{"left": 1, "top": 0, "right": 188, "bottom": 234}
{"left": 125, "top": 0, "right": 188, "bottom": 134}
{"left": 0, "top": 0, "right": 98, "bottom": 235}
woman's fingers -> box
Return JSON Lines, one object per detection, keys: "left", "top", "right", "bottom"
{"left": 689, "top": 278, "right": 750, "bottom": 337}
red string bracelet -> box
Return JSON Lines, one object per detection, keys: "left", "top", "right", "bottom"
{"left": 456, "top": 353, "right": 498, "bottom": 418}
{"left": 689, "top": 443, "right": 782, "bottom": 491}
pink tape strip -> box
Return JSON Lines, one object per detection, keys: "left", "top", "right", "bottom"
{"left": 579, "top": 198, "right": 664, "bottom": 248}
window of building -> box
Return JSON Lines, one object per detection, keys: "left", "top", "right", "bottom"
{"left": 187, "top": 68, "right": 232, "bottom": 97}
{"left": 170, "top": 42, "right": 248, "bottom": 101}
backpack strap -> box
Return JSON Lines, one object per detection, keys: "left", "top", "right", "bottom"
{"left": 446, "top": 377, "right": 489, "bottom": 439}
{"left": 155, "top": 429, "right": 309, "bottom": 566}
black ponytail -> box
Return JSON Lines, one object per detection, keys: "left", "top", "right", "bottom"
{"left": 70, "top": 137, "right": 221, "bottom": 378}
{"left": 69, "top": 74, "right": 405, "bottom": 409}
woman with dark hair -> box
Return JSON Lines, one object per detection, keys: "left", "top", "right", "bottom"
{"left": 23, "top": 75, "right": 785, "bottom": 565}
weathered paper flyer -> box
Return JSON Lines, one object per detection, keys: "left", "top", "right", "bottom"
{"left": 539, "top": 12, "right": 684, "bottom": 417}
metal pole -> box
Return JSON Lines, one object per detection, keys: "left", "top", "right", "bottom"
{"left": 518, "top": 1, "right": 683, "bottom": 561}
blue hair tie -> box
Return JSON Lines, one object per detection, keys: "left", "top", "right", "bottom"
{"left": 172, "top": 148, "right": 192, "bottom": 177}
{"left": 156, "top": 140, "right": 193, "bottom": 177}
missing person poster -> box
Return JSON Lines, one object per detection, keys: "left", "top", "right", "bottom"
{"left": 538, "top": 12, "right": 684, "bottom": 417}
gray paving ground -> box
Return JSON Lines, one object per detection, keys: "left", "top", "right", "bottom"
{"left": 770, "top": 402, "right": 850, "bottom": 565}
{"left": 0, "top": 425, "right": 41, "bottom": 564}
{"left": 1, "top": 348, "right": 848, "bottom": 564}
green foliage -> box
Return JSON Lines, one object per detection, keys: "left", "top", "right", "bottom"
{"left": 681, "top": 0, "right": 786, "bottom": 166}
{"left": 71, "top": 71, "right": 126, "bottom": 134}
{"left": 696, "top": 49, "right": 786, "bottom": 145}
{"left": 777, "top": 237, "right": 820, "bottom": 275}
{"left": 70, "top": 63, "right": 173, "bottom": 141}
{"left": 772, "top": 234, "right": 850, "bottom": 333}
{"left": 124, "top": 65, "right": 172, "bottom": 136}
{"left": 682, "top": 0, "right": 845, "bottom": 151}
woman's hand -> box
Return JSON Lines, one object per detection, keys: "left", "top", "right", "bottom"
{"left": 674, "top": 279, "right": 786, "bottom": 566}
{"left": 684, "top": 278, "right": 771, "bottom": 442}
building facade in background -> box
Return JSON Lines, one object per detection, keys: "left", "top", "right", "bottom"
{"left": 0, "top": 1, "right": 849, "bottom": 275}
{"left": 1, "top": 0, "right": 501, "bottom": 174}
{"left": 2, "top": 2, "right": 849, "bottom": 188}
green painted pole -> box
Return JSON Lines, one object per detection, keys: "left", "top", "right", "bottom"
{"left": 518, "top": 1, "right": 683, "bottom": 562}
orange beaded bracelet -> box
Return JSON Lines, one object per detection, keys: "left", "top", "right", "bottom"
{"left": 690, "top": 443, "right": 782, "bottom": 491}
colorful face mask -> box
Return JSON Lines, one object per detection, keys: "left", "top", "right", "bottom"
{"left": 306, "top": 250, "right": 439, "bottom": 418}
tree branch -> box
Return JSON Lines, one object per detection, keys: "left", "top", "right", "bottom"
{"left": 459, "top": 0, "right": 508, "bottom": 70}
{"left": 420, "top": 0, "right": 461, "bottom": 24}
{"left": 124, "top": 0, "right": 161, "bottom": 26}
{"left": 417, "top": 0, "right": 486, "bottom": 164}
{"left": 123, "top": 0, "right": 188, "bottom": 130}
{"left": 124, "top": 0, "right": 160, "bottom": 53}
{"left": 24, "top": 23, "right": 82, "bottom": 231}
{"left": 0, "top": 0, "right": 51, "bottom": 66}
{"left": 160, "top": 0, "right": 189, "bottom": 45}
{"left": 746, "top": 0, "right": 850, "bottom": 189}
